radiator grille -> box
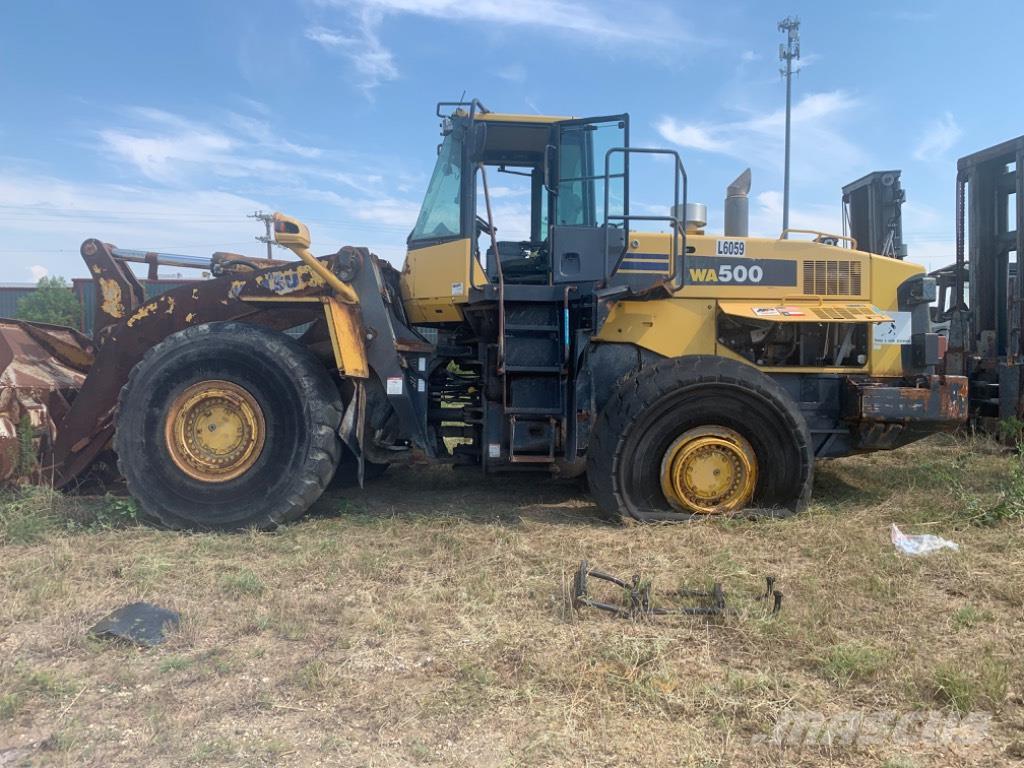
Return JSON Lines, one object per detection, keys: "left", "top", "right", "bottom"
{"left": 803, "top": 260, "right": 862, "bottom": 296}
{"left": 811, "top": 307, "right": 858, "bottom": 320}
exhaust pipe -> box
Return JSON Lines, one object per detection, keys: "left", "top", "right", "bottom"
{"left": 724, "top": 168, "right": 751, "bottom": 237}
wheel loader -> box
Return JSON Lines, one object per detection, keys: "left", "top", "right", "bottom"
{"left": 0, "top": 99, "right": 976, "bottom": 530}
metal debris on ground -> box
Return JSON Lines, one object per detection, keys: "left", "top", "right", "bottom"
{"left": 88, "top": 602, "right": 180, "bottom": 647}
{"left": 571, "top": 560, "right": 782, "bottom": 620}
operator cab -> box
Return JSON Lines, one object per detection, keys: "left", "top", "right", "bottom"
{"left": 401, "top": 100, "right": 687, "bottom": 325}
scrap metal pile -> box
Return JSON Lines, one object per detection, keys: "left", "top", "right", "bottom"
{"left": 571, "top": 560, "right": 783, "bottom": 620}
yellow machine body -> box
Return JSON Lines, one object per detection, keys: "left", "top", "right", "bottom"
{"left": 593, "top": 232, "right": 922, "bottom": 378}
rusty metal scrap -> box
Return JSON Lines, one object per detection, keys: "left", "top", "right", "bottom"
{"left": 0, "top": 320, "right": 91, "bottom": 483}
{"left": 571, "top": 560, "right": 782, "bottom": 620}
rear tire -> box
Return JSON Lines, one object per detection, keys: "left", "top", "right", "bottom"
{"left": 115, "top": 322, "right": 342, "bottom": 531}
{"left": 586, "top": 355, "right": 812, "bottom": 522}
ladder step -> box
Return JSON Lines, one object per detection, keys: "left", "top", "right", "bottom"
{"left": 509, "top": 454, "right": 556, "bottom": 464}
{"left": 505, "top": 406, "right": 563, "bottom": 416}
{"left": 504, "top": 323, "right": 560, "bottom": 332}
{"left": 503, "top": 365, "right": 564, "bottom": 374}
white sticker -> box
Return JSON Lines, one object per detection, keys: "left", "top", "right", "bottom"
{"left": 417, "top": 379, "right": 425, "bottom": 393}
{"left": 418, "top": 357, "right": 426, "bottom": 372}
{"left": 451, "top": 281, "right": 464, "bottom": 296}
{"left": 874, "top": 311, "right": 912, "bottom": 346}
{"left": 715, "top": 239, "right": 746, "bottom": 257}
{"left": 753, "top": 307, "right": 779, "bottom": 317}
{"left": 488, "top": 443, "right": 501, "bottom": 458}
{"left": 386, "top": 376, "right": 403, "bottom": 395}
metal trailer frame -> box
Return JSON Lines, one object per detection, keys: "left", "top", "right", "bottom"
{"left": 944, "top": 135, "right": 1024, "bottom": 429}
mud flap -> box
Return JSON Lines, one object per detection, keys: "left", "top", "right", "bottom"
{"left": 338, "top": 379, "right": 367, "bottom": 487}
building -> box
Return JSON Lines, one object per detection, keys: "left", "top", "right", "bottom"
{"left": 0, "top": 279, "right": 197, "bottom": 336}
{"left": 0, "top": 284, "right": 40, "bottom": 320}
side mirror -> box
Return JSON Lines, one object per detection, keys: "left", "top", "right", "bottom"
{"left": 272, "top": 213, "right": 311, "bottom": 251}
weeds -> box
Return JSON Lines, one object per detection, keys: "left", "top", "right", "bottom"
{"left": 0, "top": 488, "right": 137, "bottom": 544}
{"left": 951, "top": 604, "right": 990, "bottom": 630}
{"left": 930, "top": 652, "right": 1010, "bottom": 712}
{"left": 980, "top": 446, "right": 1024, "bottom": 524}
{"left": 219, "top": 569, "right": 266, "bottom": 598}
{"left": 0, "top": 437, "right": 1021, "bottom": 766}
{"left": 819, "top": 643, "right": 888, "bottom": 686}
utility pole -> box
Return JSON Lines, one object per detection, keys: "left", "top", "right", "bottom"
{"left": 778, "top": 16, "right": 800, "bottom": 238}
{"left": 249, "top": 210, "right": 275, "bottom": 259}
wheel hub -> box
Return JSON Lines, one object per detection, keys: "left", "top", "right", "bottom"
{"left": 660, "top": 426, "right": 757, "bottom": 514}
{"left": 165, "top": 380, "right": 265, "bottom": 482}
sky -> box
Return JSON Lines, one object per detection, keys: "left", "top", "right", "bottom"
{"left": 1, "top": 0, "right": 1022, "bottom": 283}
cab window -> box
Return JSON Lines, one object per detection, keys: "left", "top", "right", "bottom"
{"left": 555, "top": 120, "right": 625, "bottom": 227}
{"left": 410, "top": 132, "right": 464, "bottom": 241}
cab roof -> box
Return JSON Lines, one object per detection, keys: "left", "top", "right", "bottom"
{"left": 474, "top": 112, "right": 573, "bottom": 124}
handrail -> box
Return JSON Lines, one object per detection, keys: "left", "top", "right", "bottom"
{"left": 782, "top": 229, "right": 858, "bottom": 250}
{"left": 780, "top": 294, "right": 825, "bottom": 307}
{"left": 602, "top": 147, "right": 688, "bottom": 291}
{"left": 478, "top": 163, "right": 506, "bottom": 371}
{"left": 436, "top": 99, "right": 489, "bottom": 119}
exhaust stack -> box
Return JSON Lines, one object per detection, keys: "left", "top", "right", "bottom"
{"left": 724, "top": 168, "right": 751, "bottom": 237}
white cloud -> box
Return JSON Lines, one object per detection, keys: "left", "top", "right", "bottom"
{"left": 306, "top": 0, "right": 690, "bottom": 91}
{"left": 496, "top": 63, "right": 527, "bottom": 83}
{"left": 305, "top": 8, "right": 399, "bottom": 92}
{"left": 28, "top": 264, "right": 47, "bottom": 280}
{"left": 95, "top": 107, "right": 377, "bottom": 191}
{"left": 748, "top": 189, "right": 843, "bottom": 239}
{"left": 913, "top": 112, "right": 962, "bottom": 162}
{"left": 656, "top": 90, "right": 868, "bottom": 181}
{"left": 656, "top": 120, "right": 732, "bottom": 153}
{"left": 0, "top": 168, "right": 422, "bottom": 279}
{"left": 740, "top": 50, "right": 759, "bottom": 62}
{"left": 322, "top": 0, "right": 685, "bottom": 41}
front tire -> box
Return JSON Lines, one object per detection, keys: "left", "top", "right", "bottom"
{"left": 586, "top": 355, "right": 812, "bottom": 522}
{"left": 115, "top": 322, "right": 342, "bottom": 531}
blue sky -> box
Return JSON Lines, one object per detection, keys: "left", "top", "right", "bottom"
{"left": 1, "top": 0, "right": 1021, "bottom": 282}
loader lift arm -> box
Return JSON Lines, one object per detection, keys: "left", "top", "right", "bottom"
{"left": 44, "top": 237, "right": 432, "bottom": 487}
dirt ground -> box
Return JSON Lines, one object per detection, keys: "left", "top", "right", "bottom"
{"left": 1, "top": 435, "right": 1023, "bottom": 767}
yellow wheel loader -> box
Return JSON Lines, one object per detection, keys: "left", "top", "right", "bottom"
{"left": 0, "top": 99, "right": 977, "bottom": 529}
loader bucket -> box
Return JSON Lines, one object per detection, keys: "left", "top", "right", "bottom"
{"left": 0, "top": 320, "right": 93, "bottom": 483}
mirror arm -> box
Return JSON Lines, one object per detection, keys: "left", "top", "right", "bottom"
{"left": 543, "top": 144, "right": 558, "bottom": 195}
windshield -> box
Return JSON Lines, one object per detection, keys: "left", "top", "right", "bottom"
{"left": 410, "top": 132, "right": 464, "bottom": 241}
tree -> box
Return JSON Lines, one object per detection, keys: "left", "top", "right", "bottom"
{"left": 15, "top": 276, "right": 82, "bottom": 328}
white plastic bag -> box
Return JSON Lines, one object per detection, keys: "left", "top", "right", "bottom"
{"left": 890, "top": 523, "right": 959, "bottom": 556}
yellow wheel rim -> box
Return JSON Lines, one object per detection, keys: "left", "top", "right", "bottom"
{"left": 659, "top": 426, "right": 757, "bottom": 514}
{"left": 165, "top": 380, "right": 265, "bottom": 482}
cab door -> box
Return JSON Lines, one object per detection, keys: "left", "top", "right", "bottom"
{"left": 548, "top": 115, "right": 629, "bottom": 284}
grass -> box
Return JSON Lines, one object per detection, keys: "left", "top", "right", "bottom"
{"left": 929, "top": 652, "right": 1011, "bottom": 714}
{"left": 218, "top": 568, "right": 265, "bottom": 597}
{"left": 819, "top": 642, "right": 888, "bottom": 686}
{"left": 0, "top": 487, "right": 137, "bottom": 545}
{"left": 0, "top": 434, "right": 1022, "bottom": 766}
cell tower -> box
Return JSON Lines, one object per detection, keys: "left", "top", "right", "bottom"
{"left": 778, "top": 16, "right": 801, "bottom": 238}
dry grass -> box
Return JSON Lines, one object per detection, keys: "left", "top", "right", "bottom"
{"left": 1, "top": 434, "right": 1023, "bottom": 766}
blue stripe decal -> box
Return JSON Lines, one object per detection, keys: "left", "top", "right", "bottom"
{"left": 621, "top": 255, "right": 670, "bottom": 261}
{"left": 617, "top": 263, "right": 670, "bottom": 272}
